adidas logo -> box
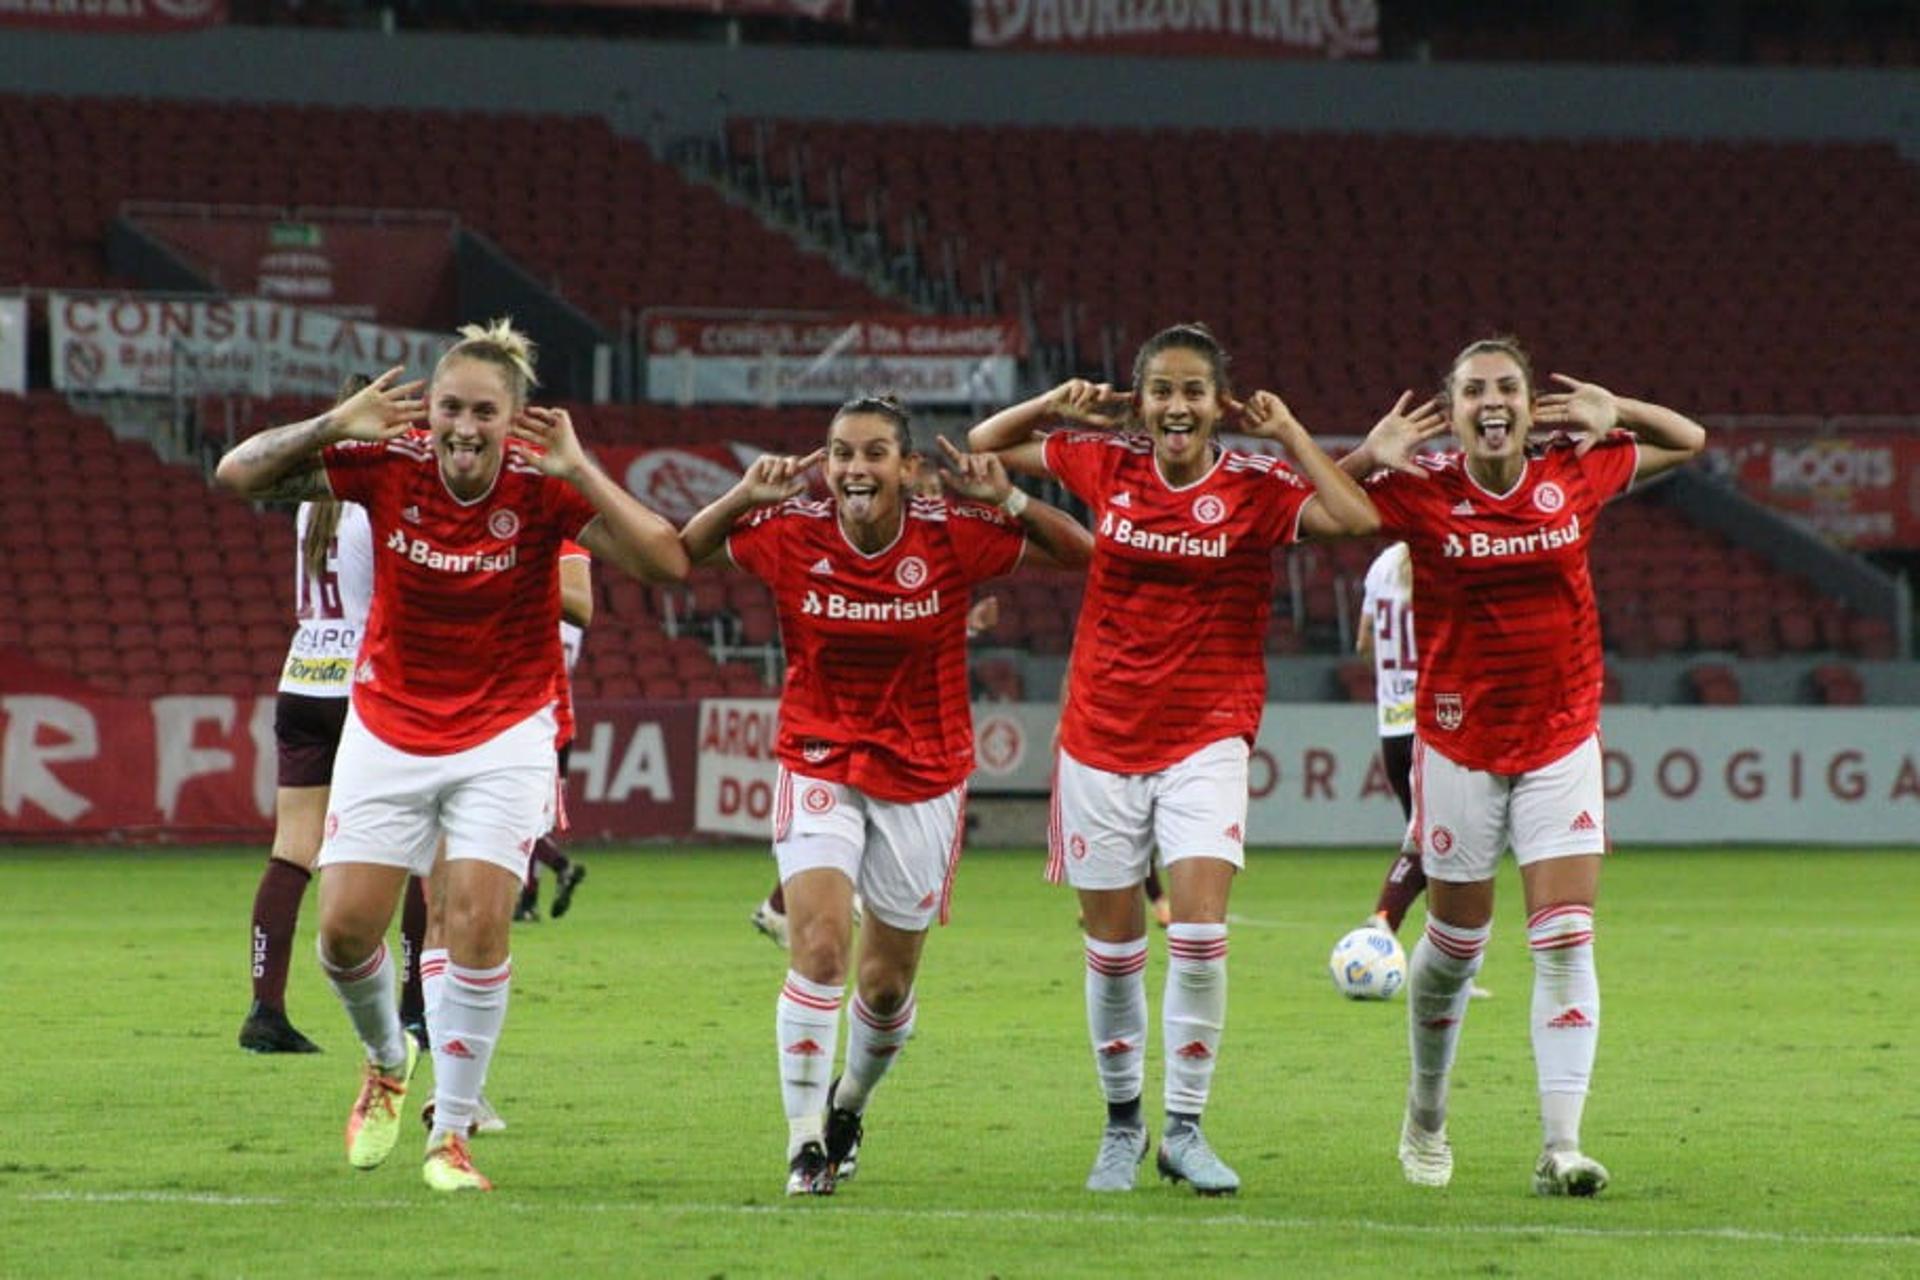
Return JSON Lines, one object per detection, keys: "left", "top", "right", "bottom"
{"left": 1223, "top": 822, "right": 1243, "bottom": 844}
{"left": 1098, "top": 1038, "right": 1135, "bottom": 1058}
{"left": 1452, "top": 499, "right": 1475, "bottom": 515}
{"left": 784, "top": 1038, "right": 825, "bottom": 1056}
{"left": 1111, "top": 491, "right": 1133, "bottom": 508}
{"left": 440, "top": 1038, "right": 475, "bottom": 1060}
{"left": 1546, "top": 1008, "right": 1594, "bottom": 1030}
{"left": 1569, "top": 810, "right": 1597, "bottom": 833}
{"left": 809, "top": 557, "right": 835, "bottom": 576}
{"left": 402, "top": 504, "right": 422, "bottom": 524}
{"left": 1175, "top": 1040, "right": 1213, "bottom": 1061}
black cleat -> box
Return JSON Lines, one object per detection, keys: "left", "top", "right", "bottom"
{"left": 238, "top": 1001, "right": 322, "bottom": 1054}
{"left": 786, "top": 1141, "right": 836, "bottom": 1196}
{"left": 513, "top": 889, "right": 541, "bottom": 923}
{"left": 549, "top": 863, "right": 588, "bottom": 919}
{"left": 824, "top": 1078, "right": 864, "bottom": 1183}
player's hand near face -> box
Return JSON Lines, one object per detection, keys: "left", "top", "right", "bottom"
{"left": 734, "top": 449, "right": 826, "bottom": 507}
{"left": 329, "top": 366, "right": 424, "bottom": 442}
{"left": 1225, "top": 390, "right": 1308, "bottom": 448}
{"left": 511, "top": 405, "right": 589, "bottom": 478}
{"left": 1358, "top": 391, "right": 1449, "bottom": 478}
{"left": 1533, "top": 374, "right": 1620, "bottom": 456}
{"left": 936, "top": 436, "right": 1014, "bottom": 505}
{"left": 1045, "top": 379, "right": 1131, "bottom": 430}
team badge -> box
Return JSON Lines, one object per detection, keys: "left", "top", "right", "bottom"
{"left": 1430, "top": 826, "right": 1455, "bottom": 855}
{"left": 895, "top": 556, "right": 929, "bottom": 589}
{"left": 488, "top": 508, "right": 521, "bottom": 539}
{"left": 802, "top": 785, "right": 836, "bottom": 815}
{"left": 1192, "top": 494, "right": 1228, "bottom": 525}
{"left": 1068, "top": 833, "right": 1088, "bottom": 861}
{"left": 1532, "top": 482, "right": 1566, "bottom": 514}
{"left": 1434, "top": 692, "right": 1464, "bottom": 730}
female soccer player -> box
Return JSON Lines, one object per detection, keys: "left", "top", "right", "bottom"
{"left": 1344, "top": 338, "right": 1705, "bottom": 1196}
{"left": 215, "top": 320, "right": 688, "bottom": 1192}
{"left": 969, "top": 323, "right": 1380, "bottom": 1196}
{"left": 682, "top": 395, "right": 1091, "bottom": 1197}
{"left": 237, "top": 480, "right": 373, "bottom": 1054}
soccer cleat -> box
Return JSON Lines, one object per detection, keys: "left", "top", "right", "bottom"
{"left": 549, "top": 862, "right": 588, "bottom": 919}
{"left": 422, "top": 1132, "right": 493, "bottom": 1192}
{"left": 1155, "top": 1124, "right": 1240, "bottom": 1196}
{"left": 345, "top": 1037, "right": 419, "bottom": 1170}
{"left": 513, "top": 890, "right": 541, "bottom": 924}
{"left": 1084, "top": 1124, "right": 1149, "bottom": 1192}
{"left": 1398, "top": 1113, "right": 1454, "bottom": 1187}
{"left": 785, "top": 1141, "right": 836, "bottom": 1196}
{"left": 238, "top": 1001, "right": 322, "bottom": 1054}
{"left": 823, "top": 1079, "right": 863, "bottom": 1182}
{"left": 750, "top": 899, "right": 790, "bottom": 949}
{"left": 1533, "top": 1148, "right": 1609, "bottom": 1197}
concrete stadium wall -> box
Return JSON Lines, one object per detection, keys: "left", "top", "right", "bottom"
{"left": 1, "top": 29, "right": 1917, "bottom": 152}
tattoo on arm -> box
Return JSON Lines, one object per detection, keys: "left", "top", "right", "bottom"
{"left": 254, "top": 464, "right": 332, "bottom": 504}
{"left": 224, "top": 415, "right": 337, "bottom": 490}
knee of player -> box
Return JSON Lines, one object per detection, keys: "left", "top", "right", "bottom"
{"left": 789, "top": 918, "right": 850, "bottom": 986}
{"left": 315, "top": 918, "right": 381, "bottom": 970}
{"left": 853, "top": 966, "right": 913, "bottom": 1017}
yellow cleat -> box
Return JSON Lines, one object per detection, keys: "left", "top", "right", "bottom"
{"left": 345, "top": 1037, "right": 418, "bottom": 1170}
{"left": 423, "top": 1132, "right": 494, "bottom": 1193}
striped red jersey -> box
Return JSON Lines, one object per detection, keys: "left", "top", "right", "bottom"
{"left": 1364, "top": 433, "right": 1638, "bottom": 774}
{"left": 323, "top": 431, "right": 598, "bottom": 755}
{"left": 1044, "top": 431, "right": 1316, "bottom": 774}
{"left": 728, "top": 495, "right": 1025, "bottom": 802}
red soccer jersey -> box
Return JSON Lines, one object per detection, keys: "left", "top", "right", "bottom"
{"left": 324, "top": 431, "right": 599, "bottom": 755}
{"left": 728, "top": 494, "right": 1025, "bottom": 802}
{"left": 1044, "top": 432, "right": 1316, "bottom": 774}
{"left": 1364, "top": 433, "right": 1639, "bottom": 774}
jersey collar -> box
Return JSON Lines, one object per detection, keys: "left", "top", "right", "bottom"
{"left": 1465, "top": 455, "right": 1530, "bottom": 502}
{"left": 1151, "top": 444, "right": 1226, "bottom": 493}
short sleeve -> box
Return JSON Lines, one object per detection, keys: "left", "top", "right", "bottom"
{"left": 726, "top": 503, "right": 786, "bottom": 582}
{"left": 945, "top": 501, "right": 1026, "bottom": 585}
{"left": 1258, "top": 463, "right": 1316, "bottom": 549}
{"left": 320, "top": 439, "right": 390, "bottom": 507}
{"left": 1363, "top": 469, "right": 1427, "bottom": 541}
{"left": 1579, "top": 432, "right": 1640, "bottom": 505}
{"left": 541, "top": 479, "right": 600, "bottom": 543}
{"left": 559, "top": 538, "right": 589, "bottom": 561}
{"left": 1041, "top": 432, "right": 1120, "bottom": 507}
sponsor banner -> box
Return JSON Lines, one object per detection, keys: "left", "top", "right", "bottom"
{"left": 0, "top": 293, "right": 25, "bottom": 395}
{"left": 598, "top": 442, "right": 762, "bottom": 527}
{"left": 644, "top": 312, "right": 1023, "bottom": 406}
{"left": 1709, "top": 428, "right": 1920, "bottom": 549}
{"left": 128, "top": 208, "right": 458, "bottom": 329}
{"left": 49, "top": 292, "right": 451, "bottom": 399}
{"left": 0, "top": 0, "right": 226, "bottom": 32}
{"left": 0, "top": 691, "right": 697, "bottom": 840}
{"left": 971, "top": 0, "right": 1379, "bottom": 59}
{"left": 524, "top": 0, "right": 850, "bottom": 16}
{"left": 563, "top": 700, "right": 699, "bottom": 840}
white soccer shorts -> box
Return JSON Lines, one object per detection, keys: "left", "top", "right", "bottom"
{"left": 1410, "top": 732, "right": 1607, "bottom": 883}
{"left": 319, "top": 704, "right": 558, "bottom": 879}
{"left": 1047, "top": 736, "right": 1249, "bottom": 890}
{"left": 771, "top": 767, "right": 966, "bottom": 933}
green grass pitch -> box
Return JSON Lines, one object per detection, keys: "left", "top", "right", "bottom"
{"left": 0, "top": 844, "right": 1915, "bottom": 1278}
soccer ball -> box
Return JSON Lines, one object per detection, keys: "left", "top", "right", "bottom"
{"left": 1328, "top": 926, "right": 1407, "bottom": 1000}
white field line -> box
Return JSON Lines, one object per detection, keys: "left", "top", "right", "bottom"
{"left": 16, "top": 1190, "right": 1919, "bottom": 1250}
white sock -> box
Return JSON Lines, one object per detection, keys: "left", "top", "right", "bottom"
{"left": 318, "top": 939, "right": 407, "bottom": 1070}
{"left": 1406, "top": 919, "right": 1490, "bottom": 1133}
{"left": 777, "top": 970, "right": 843, "bottom": 1157}
{"left": 1084, "top": 935, "right": 1148, "bottom": 1113}
{"left": 836, "top": 988, "right": 916, "bottom": 1114}
{"left": 1528, "top": 904, "right": 1599, "bottom": 1152}
{"left": 419, "top": 947, "right": 449, "bottom": 1046}
{"left": 1163, "top": 923, "right": 1228, "bottom": 1117}
{"left": 429, "top": 958, "right": 511, "bottom": 1144}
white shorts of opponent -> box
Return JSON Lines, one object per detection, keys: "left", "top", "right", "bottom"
{"left": 1048, "top": 736, "right": 1249, "bottom": 890}
{"left": 1410, "top": 732, "right": 1607, "bottom": 883}
{"left": 772, "top": 767, "right": 966, "bottom": 933}
{"left": 319, "top": 703, "right": 558, "bottom": 879}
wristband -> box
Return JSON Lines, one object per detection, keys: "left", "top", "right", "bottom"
{"left": 999, "top": 487, "right": 1030, "bottom": 518}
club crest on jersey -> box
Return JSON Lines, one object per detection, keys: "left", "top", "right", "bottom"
{"left": 895, "top": 555, "right": 929, "bottom": 589}
{"left": 1192, "top": 494, "right": 1228, "bottom": 525}
{"left": 1434, "top": 692, "right": 1464, "bottom": 730}
{"left": 1532, "top": 482, "right": 1566, "bottom": 514}
{"left": 488, "top": 508, "right": 521, "bottom": 539}
{"left": 1429, "top": 825, "right": 1455, "bottom": 855}
{"left": 801, "top": 785, "right": 836, "bottom": 815}
{"left": 1068, "top": 833, "right": 1088, "bottom": 861}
